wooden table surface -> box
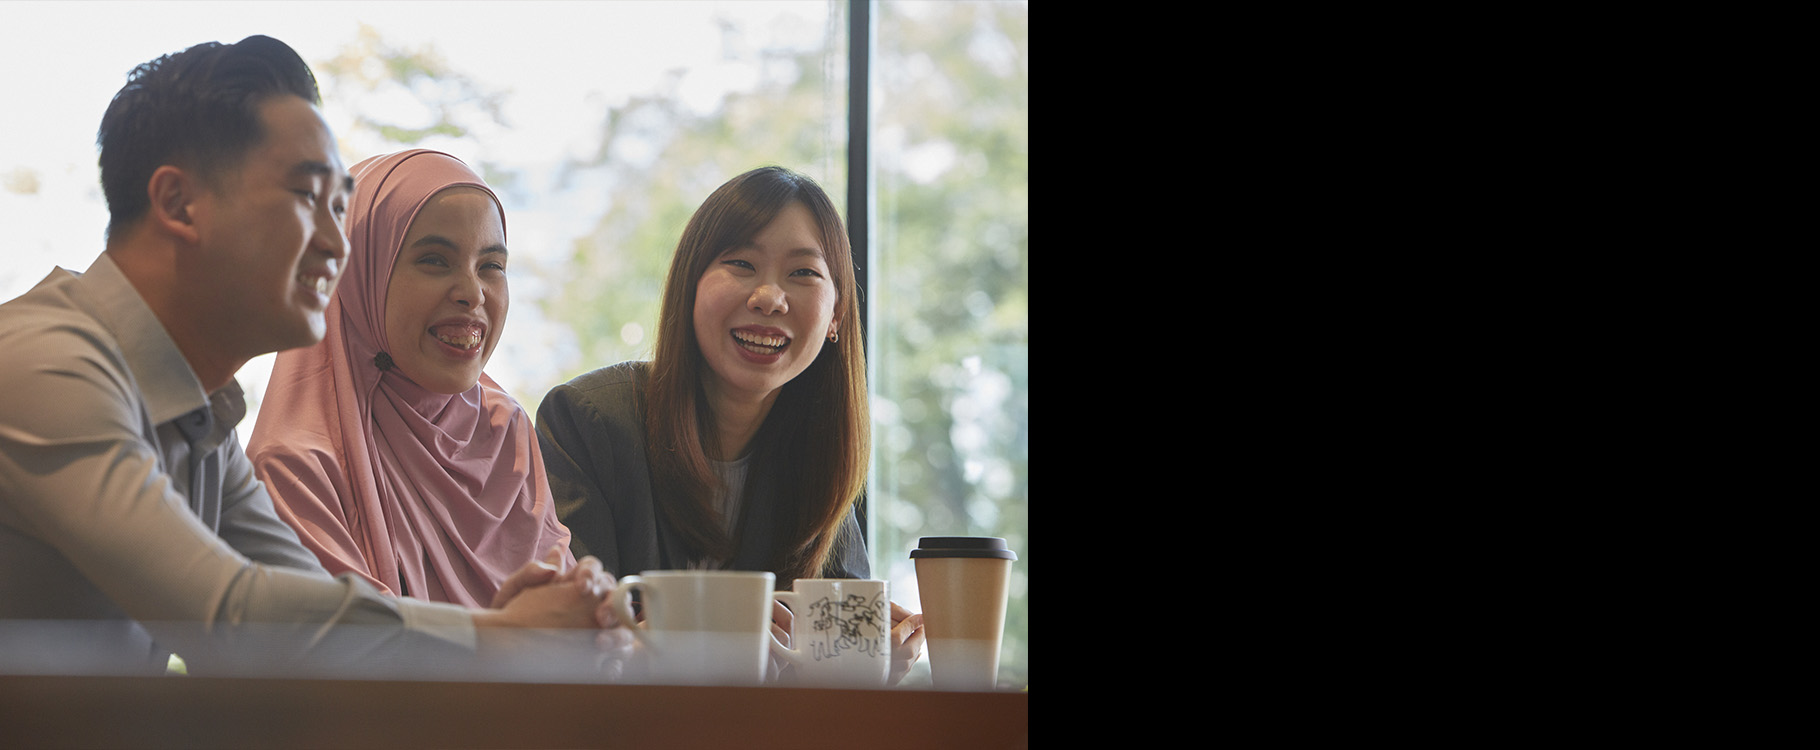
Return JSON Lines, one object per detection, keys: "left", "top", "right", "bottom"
{"left": 0, "top": 673, "right": 1029, "bottom": 748}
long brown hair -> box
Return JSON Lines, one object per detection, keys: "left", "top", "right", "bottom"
{"left": 645, "top": 166, "right": 869, "bottom": 585}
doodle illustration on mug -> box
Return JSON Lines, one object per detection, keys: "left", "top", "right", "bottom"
{"left": 804, "top": 592, "right": 887, "bottom": 661}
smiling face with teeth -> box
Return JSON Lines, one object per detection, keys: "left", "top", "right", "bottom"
{"left": 381, "top": 186, "right": 509, "bottom": 395}
{"left": 181, "top": 95, "right": 351, "bottom": 381}
{"left": 691, "top": 200, "right": 841, "bottom": 415}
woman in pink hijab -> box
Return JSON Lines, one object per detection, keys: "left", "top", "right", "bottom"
{"left": 248, "top": 149, "right": 573, "bottom": 608}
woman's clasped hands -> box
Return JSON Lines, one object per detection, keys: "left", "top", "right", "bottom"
{"left": 473, "top": 545, "right": 635, "bottom": 676}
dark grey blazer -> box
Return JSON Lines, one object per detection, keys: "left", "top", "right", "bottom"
{"left": 534, "top": 361, "right": 869, "bottom": 587}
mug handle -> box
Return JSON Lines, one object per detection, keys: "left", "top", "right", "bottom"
{"left": 769, "top": 590, "right": 805, "bottom": 667}
{"left": 608, "top": 575, "right": 653, "bottom": 650}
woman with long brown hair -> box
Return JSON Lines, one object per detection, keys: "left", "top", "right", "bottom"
{"left": 536, "top": 165, "right": 923, "bottom": 683}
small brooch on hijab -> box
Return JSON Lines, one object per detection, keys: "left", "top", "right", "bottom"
{"left": 374, "top": 352, "right": 395, "bottom": 371}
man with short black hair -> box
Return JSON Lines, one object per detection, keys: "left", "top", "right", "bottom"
{"left": 0, "top": 35, "right": 617, "bottom": 677}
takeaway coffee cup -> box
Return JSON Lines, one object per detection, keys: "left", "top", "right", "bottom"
{"left": 911, "top": 536, "right": 1017, "bottom": 690}
{"left": 608, "top": 570, "right": 777, "bottom": 685}
{"left": 770, "top": 578, "right": 892, "bottom": 687}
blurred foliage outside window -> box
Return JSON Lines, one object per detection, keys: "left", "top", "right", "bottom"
{"left": 869, "top": 1, "right": 1028, "bottom": 689}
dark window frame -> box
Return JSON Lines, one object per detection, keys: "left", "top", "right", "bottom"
{"left": 847, "top": 0, "right": 873, "bottom": 542}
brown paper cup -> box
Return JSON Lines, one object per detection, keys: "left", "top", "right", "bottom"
{"left": 911, "top": 537, "right": 1017, "bottom": 690}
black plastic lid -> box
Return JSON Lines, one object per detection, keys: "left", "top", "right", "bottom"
{"left": 910, "top": 536, "right": 1018, "bottom": 561}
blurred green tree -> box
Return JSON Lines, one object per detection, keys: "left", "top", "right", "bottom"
{"left": 315, "top": 24, "right": 508, "bottom": 149}
{"left": 869, "top": 0, "right": 1028, "bottom": 688}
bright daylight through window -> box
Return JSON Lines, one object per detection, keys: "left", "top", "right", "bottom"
{"left": 0, "top": 0, "right": 1027, "bottom": 688}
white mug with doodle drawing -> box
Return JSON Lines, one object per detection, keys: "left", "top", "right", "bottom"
{"left": 769, "top": 579, "right": 892, "bottom": 687}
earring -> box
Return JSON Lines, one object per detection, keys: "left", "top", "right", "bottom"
{"left": 828, "top": 332, "right": 839, "bottom": 343}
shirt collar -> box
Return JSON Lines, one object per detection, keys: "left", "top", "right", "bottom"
{"left": 72, "top": 254, "right": 245, "bottom": 430}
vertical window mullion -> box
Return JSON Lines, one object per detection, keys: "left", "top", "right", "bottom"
{"left": 848, "top": 0, "right": 876, "bottom": 552}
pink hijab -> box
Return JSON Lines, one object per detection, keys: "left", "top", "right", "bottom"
{"left": 248, "top": 149, "right": 573, "bottom": 608}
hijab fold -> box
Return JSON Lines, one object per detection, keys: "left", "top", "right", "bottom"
{"left": 248, "top": 149, "right": 572, "bottom": 608}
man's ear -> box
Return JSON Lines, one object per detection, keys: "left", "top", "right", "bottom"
{"left": 145, "top": 165, "right": 201, "bottom": 244}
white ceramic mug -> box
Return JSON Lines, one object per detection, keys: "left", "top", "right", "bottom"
{"left": 608, "top": 570, "right": 777, "bottom": 685}
{"left": 770, "top": 579, "right": 892, "bottom": 687}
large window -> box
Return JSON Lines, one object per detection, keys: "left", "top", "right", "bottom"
{"left": 0, "top": 0, "right": 1027, "bottom": 688}
{"left": 866, "top": 0, "right": 1029, "bottom": 688}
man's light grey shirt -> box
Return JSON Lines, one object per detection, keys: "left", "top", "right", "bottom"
{"left": 0, "top": 255, "right": 475, "bottom": 675}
